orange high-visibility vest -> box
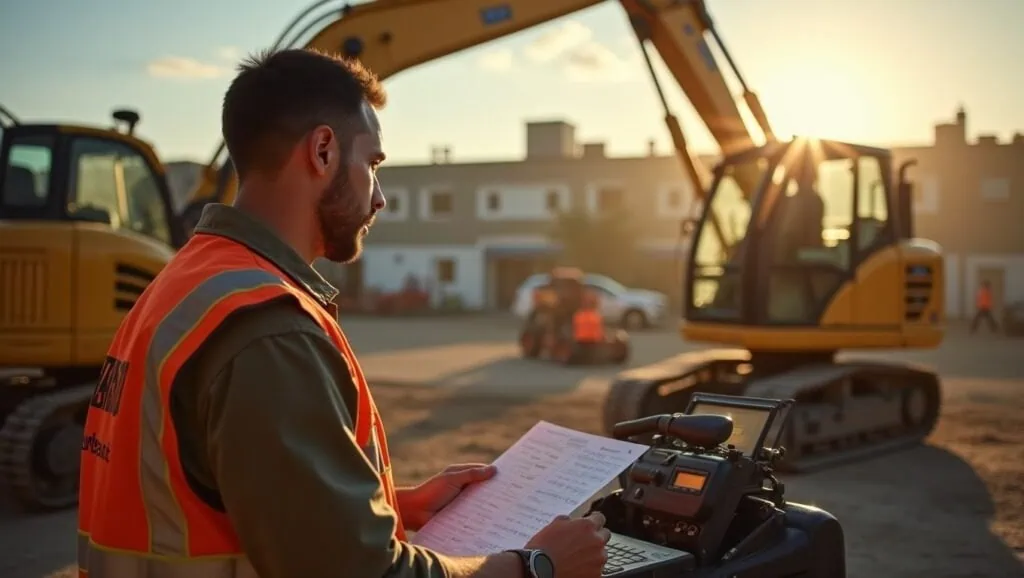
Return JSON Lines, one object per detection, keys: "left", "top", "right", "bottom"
{"left": 977, "top": 286, "right": 992, "bottom": 310}
{"left": 77, "top": 232, "right": 405, "bottom": 577}
{"left": 573, "top": 310, "right": 604, "bottom": 342}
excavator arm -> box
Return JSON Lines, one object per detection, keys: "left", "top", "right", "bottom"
{"left": 182, "top": 0, "right": 772, "bottom": 228}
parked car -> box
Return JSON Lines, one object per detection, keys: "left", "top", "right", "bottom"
{"left": 511, "top": 273, "right": 668, "bottom": 330}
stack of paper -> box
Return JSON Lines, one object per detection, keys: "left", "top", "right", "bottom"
{"left": 410, "top": 421, "right": 648, "bottom": 556}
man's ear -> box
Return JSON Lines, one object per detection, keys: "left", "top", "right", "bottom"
{"left": 307, "top": 125, "right": 336, "bottom": 177}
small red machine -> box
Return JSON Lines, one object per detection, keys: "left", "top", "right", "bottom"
{"left": 518, "top": 267, "right": 629, "bottom": 365}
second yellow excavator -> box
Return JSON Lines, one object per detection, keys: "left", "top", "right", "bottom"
{"left": 0, "top": 0, "right": 944, "bottom": 511}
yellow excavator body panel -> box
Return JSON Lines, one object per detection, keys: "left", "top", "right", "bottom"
{"left": 682, "top": 240, "right": 944, "bottom": 351}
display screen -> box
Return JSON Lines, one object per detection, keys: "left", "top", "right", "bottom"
{"left": 672, "top": 470, "right": 708, "bottom": 491}
{"left": 688, "top": 403, "right": 772, "bottom": 456}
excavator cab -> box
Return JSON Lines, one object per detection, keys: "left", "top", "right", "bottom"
{"left": 685, "top": 137, "right": 943, "bottom": 348}
{"left": 0, "top": 108, "right": 183, "bottom": 510}
{"left": 604, "top": 138, "right": 945, "bottom": 472}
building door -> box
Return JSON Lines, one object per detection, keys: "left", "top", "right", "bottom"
{"left": 495, "top": 257, "right": 536, "bottom": 309}
{"left": 975, "top": 266, "right": 1006, "bottom": 317}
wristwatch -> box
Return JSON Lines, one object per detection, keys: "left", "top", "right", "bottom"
{"left": 509, "top": 549, "right": 555, "bottom": 578}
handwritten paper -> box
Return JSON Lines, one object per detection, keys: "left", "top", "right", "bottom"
{"left": 409, "top": 421, "right": 648, "bottom": 556}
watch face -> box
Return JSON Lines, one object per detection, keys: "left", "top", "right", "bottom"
{"left": 530, "top": 551, "right": 555, "bottom": 578}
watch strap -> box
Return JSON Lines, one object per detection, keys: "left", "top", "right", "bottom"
{"left": 507, "top": 549, "right": 536, "bottom": 577}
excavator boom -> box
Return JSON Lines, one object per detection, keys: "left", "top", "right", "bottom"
{"left": 182, "top": 0, "right": 772, "bottom": 226}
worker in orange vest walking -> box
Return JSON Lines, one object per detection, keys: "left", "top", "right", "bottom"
{"left": 77, "top": 48, "right": 610, "bottom": 578}
{"left": 970, "top": 280, "right": 999, "bottom": 334}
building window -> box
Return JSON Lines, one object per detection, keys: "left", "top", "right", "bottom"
{"left": 436, "top": 258, "right": 456, "bottom": 283}
{"left": 430, "top": 191, "right": 453, "bottom": 217}
{"left": 486, "top": 191, "right": 501, "bottom": 211}
{"left": 597, "top": 186, "right": 624, "bottom": 212}
{"left": 981, "top": 177, "right": 1010, "bottom": 201}
{"left": 546, "top": 190, "right": 561, "bottom": 211}
{"left": 387, "top": 194, "right": 401, "bottom": 213}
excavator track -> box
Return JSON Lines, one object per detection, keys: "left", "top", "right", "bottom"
{"left": 602, "top": 351, "right": 942, "bottom": 473}
{"left": 0, "top": 381, "right": 94, "bottom": 511}
{"left": 746, "top": 360, "right": 942, "bottom": 473}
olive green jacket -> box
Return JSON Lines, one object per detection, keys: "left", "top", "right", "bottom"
{"left": 169, "top": 204, "right": 447, "bottom": 578}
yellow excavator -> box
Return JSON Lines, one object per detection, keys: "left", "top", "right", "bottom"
{"left": 0, "top": 0, "right": 943, "bottom": 511}
{"left": 0, "top": 105, "right": 187, "bottom": 509}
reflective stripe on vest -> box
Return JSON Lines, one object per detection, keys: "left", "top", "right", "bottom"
{"left": 78, "top": 533, "right": 258, "bottom": 578}
{"left": 141, "top": 269, "right": 284, "bottom": 557}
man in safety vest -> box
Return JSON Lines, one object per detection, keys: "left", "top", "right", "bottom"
{"left": 970, "top": 280, "right": 999, "bottom": 334}
{"left": 78, "top": 48, "right": 610, "bottom": 578}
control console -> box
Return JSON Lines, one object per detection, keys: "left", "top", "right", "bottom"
{"left": 587, "top": 393, "right": 847, "bottom": 577}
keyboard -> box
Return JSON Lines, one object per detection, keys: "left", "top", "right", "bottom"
{"left": 601, "top": 532, "right": 695, "bottom": 577}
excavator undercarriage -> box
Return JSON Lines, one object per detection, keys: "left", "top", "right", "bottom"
{"left": 603, "top": 349, "right": 942, "bottom": 472}
{"left": 0, "top": 370, "right": 93, "bottom": 510}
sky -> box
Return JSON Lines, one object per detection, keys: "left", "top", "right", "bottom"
{"left": 2, "top": 0, "right": 1022, "bottom": 164}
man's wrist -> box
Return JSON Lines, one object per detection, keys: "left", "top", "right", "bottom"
{"left": 500, "top": 551, "right": 528, "bottom": 578}
{"left": 504, "top": 549, "right": 554, "bottom": 578}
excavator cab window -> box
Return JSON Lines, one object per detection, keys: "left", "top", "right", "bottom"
{"left": 67, "top": 137, "right": 174, "bottom": 246}
{"left": 1, "top": 133, "right": 55, "bottom": 215}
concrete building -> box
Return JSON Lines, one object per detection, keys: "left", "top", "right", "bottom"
{"left": 891, "top": 107, "right": 1024, "bottom": 320}
{"left": 163, "top": 109, "right": 1022, "bottom": 318}
{"left": 354, "top": 109, "right": 1023, "bottom": 317}
{"left": 351, "top": 120, "right": 705, "bottom": 310}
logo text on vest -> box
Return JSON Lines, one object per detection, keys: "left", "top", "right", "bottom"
{"left": 82, "top": 432, "right": 112, "bottom": 462}
{"left": 91, "top": 356, "right": 129, "bottom": 417}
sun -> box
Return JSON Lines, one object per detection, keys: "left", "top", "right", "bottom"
{"left": 759, "top": 60, "right": 873, "bottom": 142}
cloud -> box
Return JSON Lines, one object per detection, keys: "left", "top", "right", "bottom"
{"left": 146, "top": 55, "right": 228, "bottom": 80}
{"left": 523, "top": 20, "right": 592, "bottom": 63}
{"left": 476, "top": 49, "right": 515, "bottom": 72}
{"left": 564, "top": 41, "right": 639, "bottom": 83}
{"left": 521, "top": 21, "right": 640, "bottom": 83}
{"left": 214, "top": 46, "right": 243, "bottom": 62}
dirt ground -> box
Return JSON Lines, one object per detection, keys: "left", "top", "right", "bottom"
{"left": 372, "top": 379, "right": 1024, "bottom": 578}
{"left": 4, "top": 317, "right": 1022, "bottom": 578}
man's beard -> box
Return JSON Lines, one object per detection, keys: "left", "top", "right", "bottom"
{"left": 316, "top": 170, "right": 375, "bottom": 264}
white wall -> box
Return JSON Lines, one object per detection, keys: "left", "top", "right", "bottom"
{"left": 914, "top": 174, "right": 940, "bottom": 215}
{"left": 475, "top": 183, "right": 571, "bottom": 220}
{"left": 361, "top": 245, "right": 486, "bottom": 309}
{"left": 964, "top": 254, "right": 1024, "bottom": 314}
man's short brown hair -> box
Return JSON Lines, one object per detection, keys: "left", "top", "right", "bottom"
{"left": 221, "top": 48, "right": 386, "bottom": 180}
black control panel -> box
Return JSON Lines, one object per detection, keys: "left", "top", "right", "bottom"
{"left": 610, "top": 394, "right": 794, "bottom": 564}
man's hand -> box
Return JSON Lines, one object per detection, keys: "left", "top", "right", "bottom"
{"left": 399, "top": 463, "right": 497, "bottom": 531}
{"left": 525, "top": 512, "right": 611, "bottom": 578}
